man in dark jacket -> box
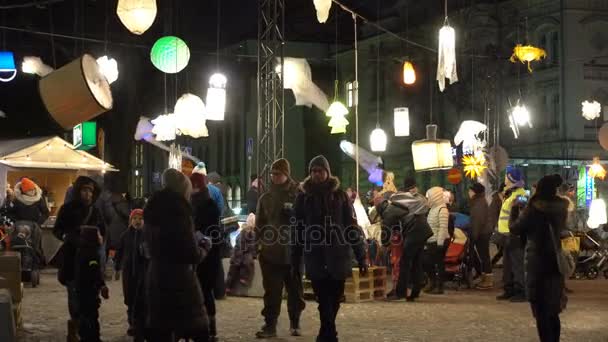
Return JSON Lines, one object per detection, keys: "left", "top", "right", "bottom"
{"left": 247, "top": 175, "right": 260, "bottom": 215}
{"left": 378, "top": 177, "right": 431, "bottom": 301}
{"left": 468, "top": 183, "right": 493, "bottom": 290}
{"left": 255, "top": 159, "right": 305, "bottom": 338}
{"left": 292, "top": 155, "right": 367, "bottom": 342}
{"left": 53, "top": 176, "right": 105, "bottom": 342}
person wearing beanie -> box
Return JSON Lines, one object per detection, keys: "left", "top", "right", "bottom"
{"left": 190, "top": 172, "right": 222, "bottom": 341}
{"left": 10, "top": 177, "right": 49, "bottom": 226}
{"left": 292, "top": 155, "right": 366, "bottom": 342}
{"left": 143, "top": 170, "right": 210, "bottom": 340}
{"left": 255, "top": 158, "right": 305, "bottom": 338}
{"left": 510, "top": 174, "right": 568, "bottom": 342}
{"left": 467, "top": 183, "right": 493, "bottom": 290}
{"left": 114, "top": 209, "right": 146, "bottom": 338}
{"left": 497, "top": 166, "right": 527, "bottom": 302}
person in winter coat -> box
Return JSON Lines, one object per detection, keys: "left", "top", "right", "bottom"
{"left": 101, "top": 192, "right": 130, "bottom": 255}
{"left": 377, "top": 177, "right": 431, "bottom": 301}
{"left": 468, "top": 183, "right": 493, "bottom": 290}
{"left": 226, "top": 214, "right": 257, "bottom": 295}
{"left": 510, "top": 174, "right": 568, "bottom": 342}
{"left": 190, "top": 173, "right": 222, "bottom": 342}
{"left": 254, "top": 159, "right": 306, "bottom": 338}
{"left": 496, "top": 166, "right": 527, "bottom": 302}
{"left": 75, "top": 226, "right": 110, "bottom": 342}
{"left": 10, "top": 177, "right": 49, "bottom": 225}
{"left": 292, "top": 155, "right": 367, "bottom": 342}
{"left": 247, "top": 175, "right": 260, "bottom": 215}
{"left": 53, "top": 176, "right": 106, "bottom": 342}
{"left": 114, "top": 209, "right": 145, "bottom": 338}
{"left": 489, "top": 183, "right": 505, "bottom": 266}
{"left": 143, "top": 169, "right": 209, "bottom": 341}
{"left": 424, "top": 186, "right": 450, "bottom": 295}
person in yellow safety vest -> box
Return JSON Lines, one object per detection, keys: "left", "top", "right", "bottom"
{"left": 496, "top": 166, "right": 528, "bottom": 303}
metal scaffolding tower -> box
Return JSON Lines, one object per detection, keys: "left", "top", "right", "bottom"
{"left": 257, "top": 0, "right": 285, "bottom": 186}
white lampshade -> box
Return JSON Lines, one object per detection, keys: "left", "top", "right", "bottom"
{"left": 206, "top": 73, "right": 227, "bottom": 121}
{"left": 394, "top": 107, "right": 410, "bottom": 137}
{"left": 96, "top": 56, "right": 119, "bottom": 84}
{"left": 117, "top": 0, "right": 157, "bottom": 35}
{"left": 582, "top": 100, "right": 601, "bottom": 121}
{"left": 437, "top": 24, "right": 458, "bottom": 92}
{"left": 411, "top": 124, "right": 454, "bottom": 171}
{"left": 326, "top": 101, "right": 349, "bottom": 117}
{"left": 151, "top": 113, "right": 176, "bottom": 141}
{"left": 370, "top": 127, "right": 387, "bottom": 152}
{"left": 587, "top": 198, "right": 607, "bottom": 229}
{"left": 174, "top": 93, "right": 208, "bottom": 138}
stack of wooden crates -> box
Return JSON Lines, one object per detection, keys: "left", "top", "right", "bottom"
{"left": 0, "top": 251, "right": 23, "bottom": 332}
{"left": 304, "top": 266, "right": 387, "bottom": 303}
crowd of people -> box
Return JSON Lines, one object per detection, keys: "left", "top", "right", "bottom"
{"left": 0, "top": 156, "right": 575, "bottom": 342}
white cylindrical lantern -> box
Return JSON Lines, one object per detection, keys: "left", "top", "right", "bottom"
{"left": 117, "top": 0, "right": 157, "bottom": 35}
{"left": 394, "top": 107, "right": 410, "bottom": 137}
{"left": 370, "top": 127, "right": 387, "bottom": 152}
{"left": 39, "top": 54, "right": 113, "bottom": 130}
{"left": 411, "top": 124, "right": 454, "bottom": 171}
{"left": 206, "top": 73, "right": 227, "bottom": 121}
{"left": 587, "top": 198, "right": 607, "bottom": 229}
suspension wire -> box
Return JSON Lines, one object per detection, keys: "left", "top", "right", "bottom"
{"left": 103, "top": 0, "right": 108, "bottom": 54}
{"left": 48, "top": 2, "right": 56, "bottom": 67}
{"left": 216, "top": 0, "right": 221, "bottom": 69}
{"left": 1, "top": 0, "right": 5, "bottom": 50}
{"left": 375, "top": 0, "right": 380, "bottom": 126}
{"left": 0, "top": 0, "right": 64, "bottom": 9}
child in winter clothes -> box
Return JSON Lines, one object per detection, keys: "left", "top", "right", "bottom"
{"left": 76, "top": 226, "right": 109, "bottom": 342}
{"left": 424, "top": 187, "right": 450, "bottom": 295}
{"left": 114, "top": 209, "right": 146, "bottom": 339}
{"left": 226, "top": 213, "right": 257, "bottom": 296}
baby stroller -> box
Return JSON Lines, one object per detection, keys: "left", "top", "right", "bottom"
{"left": 444, "top": 227, "right": 474, "bottom": 289}
{"left": 573, "top": 229, "right": 608, "bottom": 280}
{"left": 9, "top": 220, "right": 44, "bottom": 287}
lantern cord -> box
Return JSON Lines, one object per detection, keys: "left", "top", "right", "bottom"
{"left": 103, "top": 0, "right": 108, "bottom": 54}
{"left": 216, "top": 0, "right": 221, "bottom": 69}
{"left": 471, "top": 57, "right": 474, "bottom": 115}
{"left": 164, "top": 73, "right": 168, "bottom": 114}
{"left": 1, "top": 1, "right": 5, "bottom": 50}
{"left": 429, "top": 62, "right": 433, "bottom": 124}
{"left": 0, "top": 0, "right": 64, "bottom": 9}
{"left": 353, "top": 12, "right": 360, "bottom": 195}
{"left": 80, "top": 0, "right": 84, "bottom": 53}
{"left": 375, "top": 0, "right": 380, "bottom": 126}
{"left": 334, "top": 9, "right": 338, "bottom": 82}
{"left": 444, "top": 0, "right": 448, "bottom": 20}
{"left": 48, "top": 2, "right": 56, "bottom": 68}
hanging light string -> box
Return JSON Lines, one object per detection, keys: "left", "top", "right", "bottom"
{"left": 47, "top": 1, "right": 57, "bottom": 68}
{"left": 103, "top": 0, "right": 109, "bottom": 55}
{"left": 375, "top": 0, "right": 380, "bottom": 127}
{"left": 353, "top": 11, "right": 360, "bottom": 195}
{"left": 429, "top": 61, "right": 434, "bottom": 124}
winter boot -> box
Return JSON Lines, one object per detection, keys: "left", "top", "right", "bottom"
{"left": 290, "top": 319, "right": 302, "bottom": 337}
{"left": 66, "top": 319, "right": 79, "bottom": 342}
{"left": 475, "top": 273, "right": 494, "bottom": 290}
{"left": 255, "top": 323, "right": 277, "bottom": 339}
{"left": 209, "top": 316, "right": 218, "bottom": 342}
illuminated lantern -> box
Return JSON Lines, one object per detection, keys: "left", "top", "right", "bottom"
{"left": 462, "top": 154, "right": 488, "bottom": 179}
{"left": 96, "top": 56, "right": 119, "bottom": 84}
{"left": 370, "top": 127, "right": 387, "bottom": 152}
{"left": 326, "top": 101, "right": 349, "bottom": 117}
{"left": 168, "top": 143, "right": 182, "bottom": 170}
{"left": 116, "top": 0, "right": 157, "bottom": 35}
{"left": 206, "top": 73, "right": 227, "bottom": 121}
{"left": 510, "top": 44, "right": 546, "bottom": 73}
{"left": 150, "top": 36, "right": 190, "bottom": 74}
{"left": 447, "top": 168, "right": 462, "bottom": 185}
{"left": 174, "top": 93, "right": 208, "bottom": 138}
{"left": 588, "top": 157, "right": 606, "bottom": 180}
{"left": 582, "top": 100, "right": 601, "bottom": 121}
{"left": 411, "top": 124, "right": 453, "bottom": 171}
{"left": 0, "top": 51, "right": 17, "bottom": 82}
{"left": 587, "top": 198, "right": 607, "bottom": 229}
{"left": 151, "top": 113, "right": 176, "bottom": 141}
{"left": 328, "top": 114, "right": 348, "bottom": 134}
{"left": 313, "top": 0, "right": 332, "bottom": 23}
{"left": 437, "top": 24, "right": 458, "bottom": 92}
{"left": 394, "top": 107, "right": 410, "bottom": 137}
{"left": 21, "top": 56, "right": 53, "bottom": 77}
{"left": 402, "top": 61, "right": 416, "bottom": 85}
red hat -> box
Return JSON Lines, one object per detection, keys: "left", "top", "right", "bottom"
{"left": 20, "top": 178, "right": 36, "bottom": 193}
{"left": 129, "top": 209, "right": 144, "bottom": 221}
{"left": 190, "top": 173, "right": 208, "bottom": 190}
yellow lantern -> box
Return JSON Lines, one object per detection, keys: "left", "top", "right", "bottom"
{"left": 462, "top": 154, "right": 488, "bottom": 179}
{"left": 402, "top": 61, "right": 416, "bottom": 85}
{"left": 510, "top": 44, "right": 547, "bottom": 73}
{"left": 588, "top": 157, "right": 606, "bottom": 180}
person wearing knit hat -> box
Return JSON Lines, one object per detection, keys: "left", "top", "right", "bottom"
{"left": 467, "top": 183, "right": 493, "bottom": 290}
{"left": 255, "top": 158, "right": 304, "bottom": 338}
{"left": 12, "top": 177, "right": 49, "bottom": 225}
{"left": 402, "top": 177, "right": 418, "bottom": 193}
{"left": 292, "top": 155, "right": 366, "bottom": 341}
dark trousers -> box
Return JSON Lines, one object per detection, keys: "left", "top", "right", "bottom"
{"left": 424, "top": 243, "right": 446, "bottom": 286}
{"left": 215, "top": 261, "right": 226, "bottom": 299}
{"left": 198, "top": 255, "right": 221, "bottom": 317}
{"left": 260, "top": 261, "right": 306, "bottom": 326}
{"left": 147, "top": 329, "right": 209, "bottom": 342}
{"left": 78, "top": 294, "right": 100, "bottom": 342}
{"left": 310, "top": 277, "right": 345, "bottom": 342}
{"left": 531, "top": 302, "right": 561, "bottom": 342}
{"left": 67, "top": 283, "right": 80, "bottom": 320}
{"left": 502, "top": 234, "right": 525, "bottom": 295}
{"left": 395, "top": 239, "right": 424, "bottom": 298}
{"left": 472, "top": 234, "right": 492, "bottom": 275}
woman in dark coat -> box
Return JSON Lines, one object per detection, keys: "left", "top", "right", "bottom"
{"left": 144, "top": 169, "right": 209, "bottom": 341}
{"left": 190, "top": 173, "right": 221, "bottom": 341}
{"left": 11, "top": 177, "right": 49, "bottom": 225}
{"left": 510, "top": 174, "right": 568, "bottom": 342}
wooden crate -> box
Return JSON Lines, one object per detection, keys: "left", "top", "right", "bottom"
{"left": 344, "top": 290, "right": 373, "bottom": 303}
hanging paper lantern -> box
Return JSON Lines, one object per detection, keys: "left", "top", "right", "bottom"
{"left": 150, "top": 36, "right": 190, "bottom": 74}
{"left": 510, "top": 44, "right": 546, "bottom": 73}
{"left": 96, "top": 56, "right": 119, "bottom": 84}
{"left": 313, "top": 0, "right": 332, "bottom": 23}
{"left": 411, "top": 124, "right": 454, "bottom": 171}
{"left": 462, "top": 154, "right": 488, "bottom": 179}
{"left": 326, "top": 101, "right": 349, "bottom": 117}
{"left": 174, "top": 93, "right": 209, "bottom": 138}
{"left": 587, "top": 198, "right": 607, "bottom": 229}
{"left": 151, "top": 113, "right": 176, "bottom": 141}
{"left": 328, "top": 114, "right": 349, "bottom": 134}
{"left": 116, "top": 0, "right": 157, "bottom": 35}
{"left": 447, "top": 168, "right": 462, "bottom": 185}
{"left": 394, "top": 107, "right": 410, "bottom": 137}
{"left": 588, "top": 157, "right": 606, "bottom": 180}
{"left": 21, "top": 56, "right": 54, "bottom": 77}
{"left": 0, "top": 51, "right": 17, "bottom": 82}
{"left": 402, "top": 61, "right": 416, "bottom": 85}
{"left": 370, "top": 127, "right": 387, "bottom": 152}
{"left": 582, "top": 100, "right": 601, "bottom": 121}
{"left": 599, "top": 123, "right": 608, "bottom": 151}
{"left": 168, "top": 143, "right": 182, "bottom": 170}
{"left": 206, "top": 73, "right": 227, "bottom": 121}
{"left": 512, "top": 102, "right": 532, "bottom": 127}
{"left": 277, "top": 57, "right": 329, "bottom": 111}
{"left": 437, "top": 24, "right": 458, "bottom": 92}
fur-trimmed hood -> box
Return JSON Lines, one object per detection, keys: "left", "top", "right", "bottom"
{"left": 300, "top": 175, "right": 341, "bottom": 194}
{"left": 14, "top": 182, "right": 42, "bottom": 206}
{"left": 73, "top": 176, "right": 101, "bottom": 204}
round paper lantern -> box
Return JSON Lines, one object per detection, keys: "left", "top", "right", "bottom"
{"left": 174, "top": 93, "right": 208, "bottom": 138}
{"left": 447, "top": 168, "right": 462, "bottom": 185}
{"left": 150, "top": 36, "right": 190, "bottom": 74}
{"left": 117, "top": 0, "right": 157, "bottom": 35}
{"left": 598, "top": 123, "right": 608, "bottom": 151}
{"left": 370, "top": 127, "right": 387, "bottom": 152}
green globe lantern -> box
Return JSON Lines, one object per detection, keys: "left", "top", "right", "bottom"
{"left": 150, "top": 36, "right": 190, "bottom": 73}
